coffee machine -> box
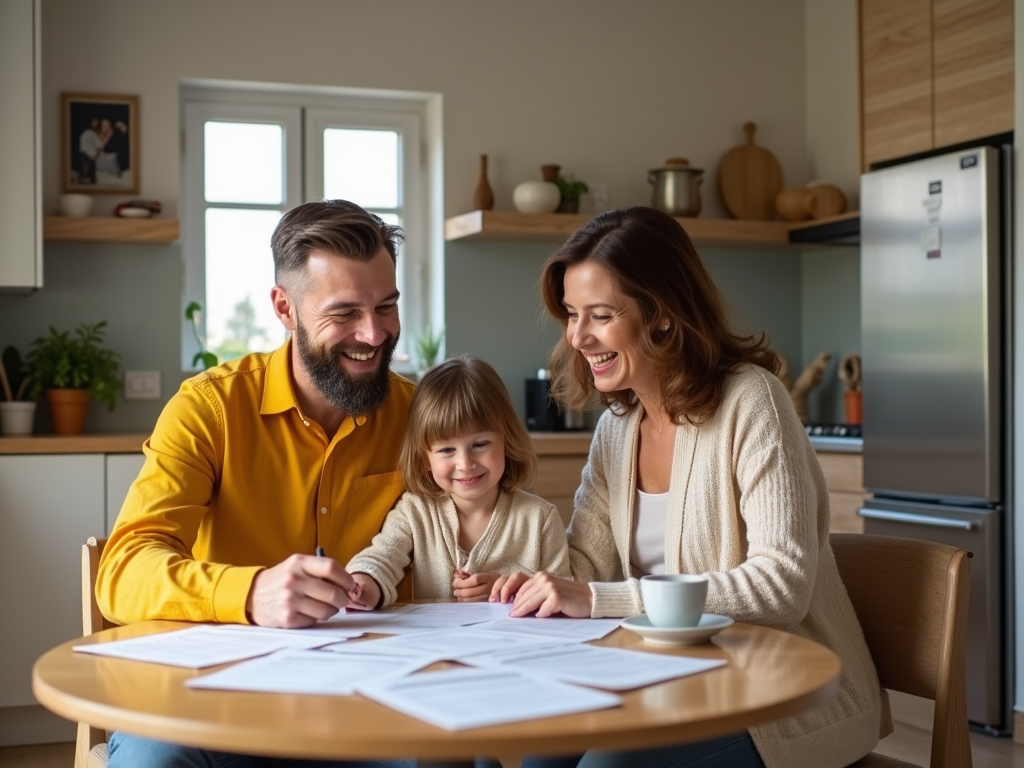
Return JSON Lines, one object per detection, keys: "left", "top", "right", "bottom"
{"left": 525, "top": 369, "right": 586, "bottom": 432}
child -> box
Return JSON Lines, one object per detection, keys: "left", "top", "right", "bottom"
{"left": 346, "top": 355, "right": 571, "bottom": 608}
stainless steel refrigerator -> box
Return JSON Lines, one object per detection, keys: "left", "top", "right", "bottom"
{"left": 859, "top": 145, "right": 1011, "bottom": 733}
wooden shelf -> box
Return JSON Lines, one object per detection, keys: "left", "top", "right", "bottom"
{"left": 0, "top": 432, "right": 149, "bottom": 454}
{"left": 445, "top": 210, "right": 794, "bottom": 247}
{"left": 44, "top": 216, "right": 180, "bottom": 244}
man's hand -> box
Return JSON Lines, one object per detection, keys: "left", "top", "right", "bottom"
{"left": 347, "top": 572, "right": 382, "bottom": 611}
{"left": 508, "top": 571, "right": 593, "bottom": 618}
{"left": 245, "top": 554, "right": 358, "bottom": 628}
{"left": 452, "top": 569, "right": 501, "bottom": 602}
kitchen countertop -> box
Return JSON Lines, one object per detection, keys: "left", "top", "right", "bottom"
{"left": 0, "top": 431, "right": 860, "bottom": 456}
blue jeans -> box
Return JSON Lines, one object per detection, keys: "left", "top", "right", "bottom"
{"left": 108, "top": 732, "right": 503, "bottom": 768}
{"left": 521, "top": 732, "right": 766, "bottom": 768}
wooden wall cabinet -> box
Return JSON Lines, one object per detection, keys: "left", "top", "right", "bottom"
{"left": 859, "top": 0, "right": 1013, "bottom": 168}
{"left": 0, "top": 0, "right": 42, "bottom": 292}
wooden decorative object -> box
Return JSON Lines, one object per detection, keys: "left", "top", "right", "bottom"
{"left": 775, "top": 188, "right": 810, "bottom": 222}
{"left": 803, "top": 184, "right": 848, "bottom": 219}
{"left": 717, "top": 122, "right": 783, "bottom": 220}
{"left": 777, "top": 351, "right": 832, "bottom": 424}
{"left": 471, "top": 154, "right": 494, "bottom": 211}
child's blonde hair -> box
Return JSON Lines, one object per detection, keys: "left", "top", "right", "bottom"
{"left": 399, "top": 355, "right": 536, "bottom": 496}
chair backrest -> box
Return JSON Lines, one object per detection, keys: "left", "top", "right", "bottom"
{"left": 830, "top": 533, "right": 971, "bottom": 768}
{"left": 83, "top": 536, "right": 116, "bottom": 635}
{"left": 78, "top": 536, "right": 115, "bottom": 768}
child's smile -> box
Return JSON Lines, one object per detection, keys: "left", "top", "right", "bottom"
{"left": 428, "top": 431, "right": 505, "bottom": 515}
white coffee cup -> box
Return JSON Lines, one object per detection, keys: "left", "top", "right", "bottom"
{"left": 59, "top": 194, "right": 93, "bottom": 217}
{"left": 640, "top": 573, "right": 708, "bottom": 628}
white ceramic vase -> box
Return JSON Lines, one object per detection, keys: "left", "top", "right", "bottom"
{"left": 0, "top": 401, "right": 36, "bottom": 436}
{"left": 58, "top": 194, "right": 93, "bottom": 217}
{"left": 513, "top": 180, "right": 561, "bottom": 214}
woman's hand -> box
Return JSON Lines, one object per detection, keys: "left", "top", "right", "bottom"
{"left": 489, "top": 572, "right": 531, "bottom": 603}
{"left": 452, "top": 570, "right": 501, "bottom": 602}
{"left": 508, "top": 572, "right": 594, "bottom": 618}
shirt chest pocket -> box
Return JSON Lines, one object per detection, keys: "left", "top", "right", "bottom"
{"left": 341, "top": 471, "right": 406, "bottom": 562}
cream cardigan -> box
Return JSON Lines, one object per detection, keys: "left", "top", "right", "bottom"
{"left": 569, "top": 365, "right": 891, "bottom": 768}
{"left": 347, "top": 489, "right": 571, "bottom": 606}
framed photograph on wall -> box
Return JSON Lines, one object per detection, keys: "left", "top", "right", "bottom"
{"left": 61, "top": 92, "right": 139, "bottom": 194}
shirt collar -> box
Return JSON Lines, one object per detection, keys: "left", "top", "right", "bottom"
{"left": 259, "top": 338, "right": 368, "bottom": 427}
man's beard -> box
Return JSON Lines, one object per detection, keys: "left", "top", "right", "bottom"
{"left": 294, "top": 321, "right": 397, "bottom": 417}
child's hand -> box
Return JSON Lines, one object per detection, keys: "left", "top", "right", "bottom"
{"left": 452, "top": 571, "right": 501, "bottom": 602}
{"left": 489, "top": 572, "right": 531, "bottom": 603}
{"left": 347, "top": 572, "right": 381, "bottom": 611}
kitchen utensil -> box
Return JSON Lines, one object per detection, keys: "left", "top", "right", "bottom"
{"left": 619, "top": 613, "right": 733, "bottom": 646}
{"left": 717, "top": 122, "right": 783, "bottom": 220}
{"left": 839, "top": 353, "right": 861, "bottom": 392}
{"left": 647, "top": 157, "right": 704, "bottom": 217}
{"left": 775, "top": 187, "right": 810, "bottom": 222}
{"left": 640, "top": 574, "right": 707, "bottom": 627}
{"left": 804, "top": 183, "right": 848, "bottom": 219}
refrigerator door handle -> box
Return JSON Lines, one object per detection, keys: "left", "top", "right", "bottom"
{"left": 857, "top": 508, "right": 977, "bottom": 531}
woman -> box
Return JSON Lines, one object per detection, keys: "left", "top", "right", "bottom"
{"left": 501, "top": 207, "right": 890, "bottom": 768}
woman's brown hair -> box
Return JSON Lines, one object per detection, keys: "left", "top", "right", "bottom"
{"left": 540, "top": 206, "right": 778, "bottom": 425}
{"left": 399, "top": 356, "right": 536, "bottom": 496}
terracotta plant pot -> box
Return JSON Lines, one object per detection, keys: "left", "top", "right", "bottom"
{"left": 844, "top": 390, "right": 863, "bottom": 426}
{"left": 46, "top": 388, "right": 91, "bottom": 435}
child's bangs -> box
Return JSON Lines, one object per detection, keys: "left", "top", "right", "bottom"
{"left": 420, "top": 386, "right": 498, "bottom": 446}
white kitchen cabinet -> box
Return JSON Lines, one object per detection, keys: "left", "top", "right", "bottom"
{"left": 0, "top": 0, "right": 42, "bottom": 291}
{"left": 0, "top": 455, "right": 105, "bottom": 710}
{"left": 105, "top": 453, "right": 146, "bottom": 534}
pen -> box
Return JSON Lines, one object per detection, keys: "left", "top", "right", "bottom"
{"left": 316, "top": 546, "right": 325, "bottom": 557}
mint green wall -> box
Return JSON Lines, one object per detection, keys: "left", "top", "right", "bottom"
{"left": 800, "top": 246, "right": 861, "bottom": 424}
{"left": 0, "top": 244, "right": 184, "bottom": 434}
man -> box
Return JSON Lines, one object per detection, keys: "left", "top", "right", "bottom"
{"left": 78, "top": 118, "right": 101, "bottom": 184}
{"left": 98, "top": 200, "right": 418, "bottom": 768}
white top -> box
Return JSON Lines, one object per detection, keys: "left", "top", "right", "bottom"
{"left": 629, "top": 489, "right": 668, "bottom": 577}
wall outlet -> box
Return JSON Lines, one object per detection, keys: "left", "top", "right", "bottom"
{"left": 590, "top": 182, "right": 609, "bottom": 212}
{"left": 124, "top": 370, "right": 161, "bottom": 401}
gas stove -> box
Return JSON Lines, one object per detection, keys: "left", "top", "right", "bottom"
{"left": 804, "top": 423, "right": 862, "bottom": 438}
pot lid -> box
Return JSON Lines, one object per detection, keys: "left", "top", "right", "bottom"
{"left": 649, "top": 157, "right": 704, "bottom": 174}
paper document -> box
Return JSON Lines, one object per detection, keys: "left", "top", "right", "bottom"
{"left": 356, "top": 667, "right": 621, "bottom": 730}
{"left": 186, "top": 648, "right": 429, "bottom": 695}
{"left": 320, "top": 602, "right": 511, "bottom": 635}
{"left": 322, "top": 626, "right": 569, "bottom": 662}
{"left": 473, "top": 616, "right": 621, "bottom": 643}
{"left": 463, "top": 643, "right": 726, "bottom": 690}
{"left": 73, "top": 625, "right": 361, "bottom": 668}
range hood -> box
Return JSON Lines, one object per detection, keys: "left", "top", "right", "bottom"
{"left": 787, "top": 211, "right": 860, "bottom": 246}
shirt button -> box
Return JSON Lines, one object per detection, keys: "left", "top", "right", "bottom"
{"left": 320, "top": 506, "right": 328, "bottom": 515}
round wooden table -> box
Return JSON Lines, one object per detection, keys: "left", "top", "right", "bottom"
{"left": 33, "top": 620, "right": 841, "bottom": 762}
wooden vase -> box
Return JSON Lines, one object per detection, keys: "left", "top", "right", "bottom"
{"left": 472, "top": 154, "right": 494, "bottom": 211}
{"left": 844, "top": 390, "right": 863, "bottom": 425}
{"left": 46, "top": 388, "right": 90, "bottom": 435}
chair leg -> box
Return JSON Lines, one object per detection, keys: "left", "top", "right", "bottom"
{"left": 76, "top": 722, "right": 106, "bottom": 768}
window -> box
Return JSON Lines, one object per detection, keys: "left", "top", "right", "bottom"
{"left": 180, "top": 82, "right": 440, "bottom": 371}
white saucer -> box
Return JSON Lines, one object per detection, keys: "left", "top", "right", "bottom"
{"left": 619, "top": 613, "right": 734, "bottom": 646}
{"left": 117, "top": 207, "right": 152, "bottom": 218}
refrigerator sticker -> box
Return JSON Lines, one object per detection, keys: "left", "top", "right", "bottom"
{"left": 921, "top": 225, "right": 941, "bottom": 259}
{"left": 929, "top": 181, "right": 942, "bottom": 194}
{"left": 960, "top": 154, "right": 979, "bottom": 169}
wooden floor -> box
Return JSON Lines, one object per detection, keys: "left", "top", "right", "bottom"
{"left": 1, "top": 724, "right": 1022, "bottom": 768}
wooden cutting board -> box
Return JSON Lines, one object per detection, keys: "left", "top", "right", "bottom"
{"left": 717, "top": 122, "right": 783, "bottom": 220}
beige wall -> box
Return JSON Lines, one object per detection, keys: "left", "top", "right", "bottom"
{"left": 41, "top": 0, "right": 808, "bottom": 219}
{"left": 804, "top": 0, "right": 860, "bottom": 208}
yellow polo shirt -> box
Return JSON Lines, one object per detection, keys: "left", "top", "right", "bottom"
{"left": 96, "top": 340, "right": 415, "bottom": 625}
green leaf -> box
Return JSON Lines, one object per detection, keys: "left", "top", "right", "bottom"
{"left": 185, "top": 301, "right": 202, "bottom": 321}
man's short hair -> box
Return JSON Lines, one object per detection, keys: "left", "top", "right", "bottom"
{"left": 271, "top": 199, "right": 404, "bottom": 289}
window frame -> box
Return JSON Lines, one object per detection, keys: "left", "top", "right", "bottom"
{"left": 179, "top": 82, "right": 440, "bottom": 373}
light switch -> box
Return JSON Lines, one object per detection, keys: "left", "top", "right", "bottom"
{"left": 124, "top": 370, "right": 161, "bottom": 401}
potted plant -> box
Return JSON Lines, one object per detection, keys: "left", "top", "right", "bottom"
{"left": 414, "top": 326, "right": 445, "bottom": 377}
{"left": 26, "top": 321, "right": 122, "bottom": 435}
{"left": 0, "top": 345, "right": 36, "bottom": 436}
{"left": 556, "top": 175, "right": 589, "bottom": 213}
{"left": 186, "top": 301, "right": 219, "bottom": 370}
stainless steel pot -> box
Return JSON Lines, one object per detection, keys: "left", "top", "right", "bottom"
{"left": 648, "top": 158, "right": 704, "bottom": 217}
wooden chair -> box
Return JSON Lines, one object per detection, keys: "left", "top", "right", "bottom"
{"left": 831, "top": 533, "right": 972, "bottom": 768}
{"left": 78, "top": 536, "right": 116, "bottom": 768}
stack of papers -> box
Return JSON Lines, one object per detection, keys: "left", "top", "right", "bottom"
{"left": 79, "top": 603, "right": 730, "bottom": 730}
